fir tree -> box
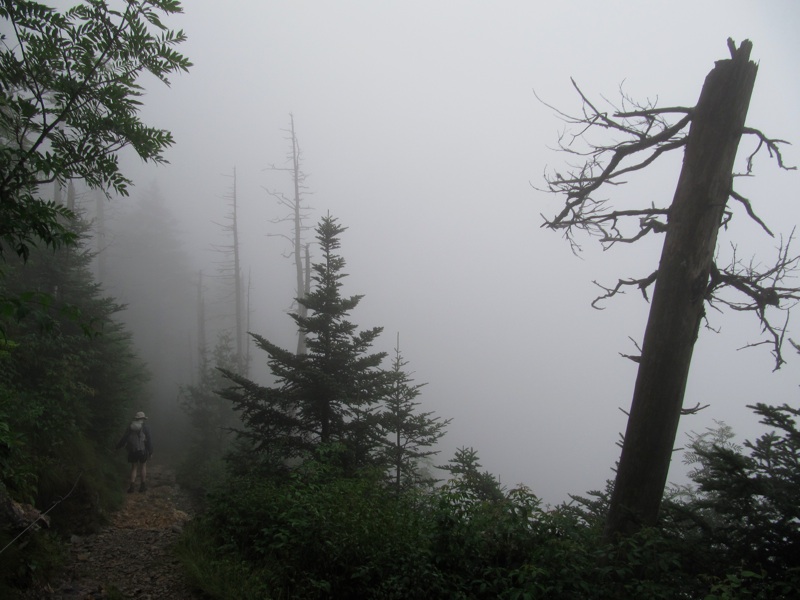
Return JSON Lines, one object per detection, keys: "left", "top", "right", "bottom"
{"left": 670, "top": 403, "right": 800, "bottom": 579}
{"left": 178, "top": 331, "right": 240, "bottom": 492}
{"left": 180, "top": 332, "right": 240, "bottom": 456}
{"left": 0, "top": 206, "right": 147, "bottom": 508}
{"left": 221, "top": 215, "right": 388, "bottom": 471}
{"left": 441, "top": 447, "right": 505, "bottom": 503}
{"left": 381, "top": 334, "right": 450, "bottom": 491}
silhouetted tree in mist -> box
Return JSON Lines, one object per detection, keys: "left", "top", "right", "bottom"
{"left": 0, "top": 203, "right": 147, "bottom": 524}
{"left": 381, "top": 333, "right": 451, "bottom": 491}
{"left": 440, "top": 447, "right": 505, "bottom": 503}
{"left": 220, "top": 215, "right": 389, "bottom": 472}
{"left": 211, "top": 168, "right": 248, "bottom": 375}
{"left": 265, "top": 115, "right": 313, "bottom": 355}
{"left": 539, "top": 39, "right": 799, "bottom": 539}
{"left": 102, "top": 184, "right": 195, "bottom": 456}
{"left": 178, "top": 330, "right": 241, "bottom": 490}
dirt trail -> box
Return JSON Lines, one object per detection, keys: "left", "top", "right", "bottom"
{"left": 22, "top": 463, "right": 202, "bottom": 599}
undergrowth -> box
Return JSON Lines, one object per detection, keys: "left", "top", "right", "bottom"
{"left": 175, "top": 519, "right": 272, "bottom": 600}
{"left": 175, "top": 410, "right": 800, "bottom": 600}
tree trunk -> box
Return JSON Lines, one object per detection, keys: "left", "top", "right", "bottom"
{"left": 290, "top": 116, "right": 309, "bottom": 356}
{"left": 66, "top": 180, "right": 75, "bottom": 211}
{"left": 604, "top": 41, "right": 758, "bottom": 539}
{"left": 94, "top": 189, "right": 106, "bottom": 283}
{"left": 197, "top": 269, "right": 207, "bottom": 379}
{"left": 245, "top": 268, "right": 252, "bottom": 377}
{"left": 232, "top": 167, "right": 244, "bottom": 370}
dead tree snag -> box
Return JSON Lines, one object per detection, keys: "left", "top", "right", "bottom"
{"left": 539, "top": 39, "right": 799, "bottom": 539}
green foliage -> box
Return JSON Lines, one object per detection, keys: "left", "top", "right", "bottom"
{"left": 220, "top": 215, "right": 390, "bottom": 473}
{"left": 440, "top": 446, "right": 505, "bottom": 503}
{"left": 380, "top": 338, "right": 450, "bottom": 491}
{"left": 176, "top": 519, "right": 272, "bottom": 600}
{"left": 0, "top": 528, "right": 65, "bottom": 595}
{"left": 0, "top": 212, "right": 147, "bottom": 591}
{"left": 0, "top": 220, "right": 146, "bottom": 505}
{"left": 187, "top": 435, "right": 800, "bottom": 600}
{"left": 704, "top": 568, "right": 767, "bottom": 600}
{"left": 192, "top": 459, "right": 696, "bottom": 599}
{"left": 566, "top": 478, "right": 614, "bottom": 531}
{"left": 662, "top": 404, "right": 800, "bottom": 597}
{"left": 0, "top": 380, "right": 38, "bottom": 502}
{"left": 429, "top": 482, "right": 543, "bottom": 596}
{"left": 431, "top": 455, "right": 604, "bottom": 598}
{"left": 192, "top": 458, "right": 441, "bottom": 600}
{"left": 0, "top": 0, "right": 191, "bottom": 259}
{"left": 177, "top": 332, "right": 240, "bottom": 497}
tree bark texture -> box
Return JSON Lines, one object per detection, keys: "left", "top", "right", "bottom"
{"left": 604, "top": 42, "right": 758, "bottom": 538}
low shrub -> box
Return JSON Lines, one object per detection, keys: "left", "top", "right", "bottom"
{"left": 198, "top": 460, "right": 443, "bottom": 599}
{"left": 175, "top": 519, "right": 272, "bottom": 600}
{"left": 0, "top": 527, "right": 65, "bottom": 596}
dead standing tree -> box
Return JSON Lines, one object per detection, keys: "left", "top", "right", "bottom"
{"left": 210, "top": 168, "right": 247, "bottom": 375}
{"left": 265, "top": 114, "right": 313, "bottom": 355}
{"left": 540, "top": 39, "right": 799, "bottom": 539}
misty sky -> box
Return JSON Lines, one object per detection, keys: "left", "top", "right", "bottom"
{"left": 113, "top": 0, "right": 800, "bottom": 504}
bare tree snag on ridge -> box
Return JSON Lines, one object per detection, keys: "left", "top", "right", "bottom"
{"left": 211, "top": 167, "right": 247, "bottom": 375}
{"left": 265, "top": 115, "right": 313, "bottom": 355}
{"left": 540, "top": 40, "right": 799, "bottom": 539}
{"left": 232, "top": 168, "right": 245, "bottom": 369}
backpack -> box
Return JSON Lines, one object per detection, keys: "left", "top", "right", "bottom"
{"left": 126, "top": 421, "right": 147, "bottom": 454}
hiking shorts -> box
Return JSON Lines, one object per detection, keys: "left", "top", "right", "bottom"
{"left": 127, "top": 450, "right": 149, "bottom": 464}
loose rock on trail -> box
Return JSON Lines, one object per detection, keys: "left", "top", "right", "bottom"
{"left": 22, "top": 463, "right": 202, "bottom": 599}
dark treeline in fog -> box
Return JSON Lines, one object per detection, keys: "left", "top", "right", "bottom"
{"left": 2, "top": 1, "right": 800, "bottom": 599}
{"left": 99, "top": 184, "right": 196, "bottom": 458}
{"left": 0, "top": 0, "right": 192, "bottom": 592}
{"left": 0, "top": 199, "right": 150, "bottom": 576}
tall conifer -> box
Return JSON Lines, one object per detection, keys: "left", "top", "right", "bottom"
{"left": 221, "top": 215, "right": 388, "bottom": 470}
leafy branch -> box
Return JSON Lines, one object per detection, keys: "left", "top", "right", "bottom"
{"left": 0, "top": 0, "right": 191, "bottom": 258}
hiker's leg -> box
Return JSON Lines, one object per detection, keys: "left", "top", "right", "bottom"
{"left": 127, "top": 463, "right": 137, "bottom": 493}
{"left": 138, "top": 460, "right": 148, "bottom": 492}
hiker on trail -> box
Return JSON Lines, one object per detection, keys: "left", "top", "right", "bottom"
{"left": 116, "top": 411, "right": 153, "bottom": 493}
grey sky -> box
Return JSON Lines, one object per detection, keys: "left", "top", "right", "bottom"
{"left": 119, "top": 0, "right": 800, "bottom": 503}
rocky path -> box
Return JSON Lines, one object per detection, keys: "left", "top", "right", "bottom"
{"left": 22, "top": 463, "right": 203, "bottom": 599}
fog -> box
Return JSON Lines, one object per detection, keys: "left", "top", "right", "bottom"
{"left": 99, "top": 1, "right": 800, "bottom": 504}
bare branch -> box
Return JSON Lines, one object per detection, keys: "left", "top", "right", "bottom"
{"left": 538, "top": 82, "right": 692, "bottom": 249}
{"left": 544, "top": 112, "right": 690, "bottom": 224}
{"left": 592, "top": 270, "right": 658, "bottom": 308}
{"left": 620, "top": 353, "right": 640, "bottom": 363}
{"left": 741, "top": 126, "right": 796, "bottom": 173}
{"left": 618, "top": 336, "right": 644, "bottom": 364}
{"left": 707, "top": 231, "right": 800, "bottom": 369}
{"left": 681, "top": 403, "right": 711, "bottom": 416}
{"left": 540, "top": 73, "right": 798, "bottom": 373}
{"left": 729, "top": 189, "right": 774, "bottom": 237}
{"left": 616, "top": 106, "right": 693, "bottom": 118}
